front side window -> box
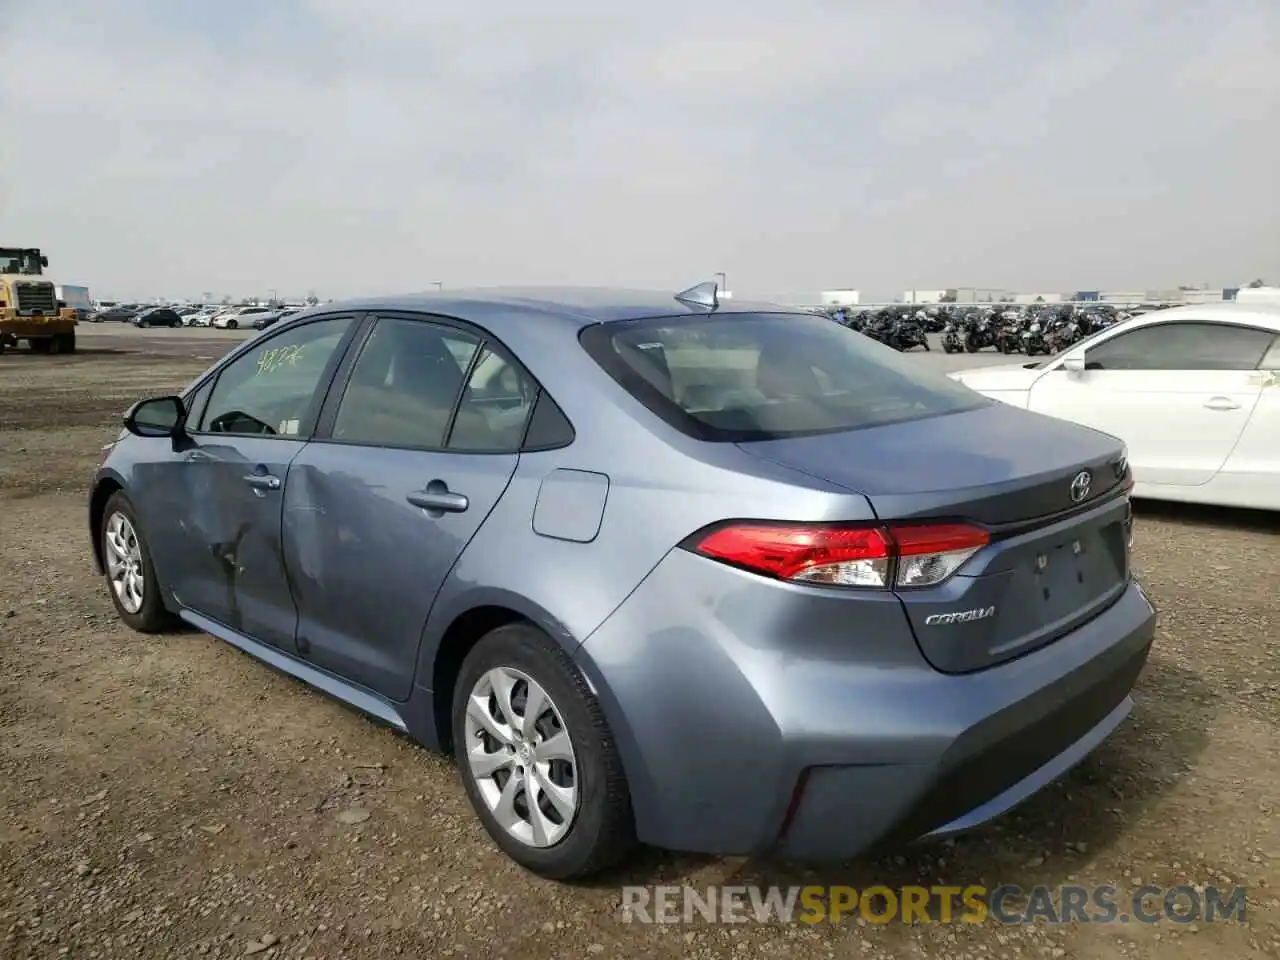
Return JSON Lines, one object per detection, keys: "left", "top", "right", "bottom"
{"left": 198, "top": 316, "right": 355, "bottom": 437}
{"left": 183, "top": 377, "right": 214, "bottom": 427}
{"left": 331, "top": 317, "right": 480, "bottom": 449}
{"left": 580, "top": 312, "right": 987, "bottom": 441}
{"left": 1084, "top": 322, "right": 1275, "bottom": 371}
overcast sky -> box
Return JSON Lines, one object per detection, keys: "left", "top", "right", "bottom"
{"left": 1, "top": 0, "right": 1276, "bottom": 302}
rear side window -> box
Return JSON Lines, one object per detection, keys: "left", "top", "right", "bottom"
{"left": 580, "top": 312, "right": 987, "bottom": 441}
{"left": 332, "top": 318, "right": 480, "bottom": 449}
{"left": 521, "top": 391, "right": 575, "bottom": 449}
{"left": 448, "top": 345, "right": 538, "bottom": 452}
{"left": 1260, "top": 336, "right": 1280, "bottom": 369}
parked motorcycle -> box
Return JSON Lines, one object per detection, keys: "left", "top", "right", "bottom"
{"left": 941, "top": 319, "right": 965, "bottom": 353}
{"left": 1044, "top": 315, "right": 1081, "bottom": 354}
{"left": 964, "top": 312, "right": 998, "bottom": 352}
{"left": 1021, "top": 319, "right": 1048, "bottom": 355}
{"left": 995, "top": 311, "right": 1025, "bottom": 354}
{"left": 859, "top": 312, "right": 893, "bottom": 346}
{"left": 889, "top": 316, "right": 930, "bottom": 351}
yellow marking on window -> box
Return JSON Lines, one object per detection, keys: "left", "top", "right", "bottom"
{"left": 255, "top": 344, "right": 304, "bottom": 376}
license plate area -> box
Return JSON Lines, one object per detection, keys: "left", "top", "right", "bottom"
{"left": 1018, "top": 522, "right": 1126, "bottom": 615}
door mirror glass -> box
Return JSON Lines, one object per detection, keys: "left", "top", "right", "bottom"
{"left": 1062, "top": 355, "right": 1085, "bottom": 374}
{"left": 124, "top": 396, "right": 185, "bottom": 437}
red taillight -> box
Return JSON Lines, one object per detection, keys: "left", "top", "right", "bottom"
{"left": 690, "top": 521, "right": 990, "bottom": 590}
{"left": 694, "top": 524, "right": 895, "bottom": 587}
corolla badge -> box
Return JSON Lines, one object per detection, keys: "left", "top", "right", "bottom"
{"left": 925, "top": 606, "right": 996, "bottom": 626}
{"left": 1070, "top": 470, "right": 1092, "bottom": 503}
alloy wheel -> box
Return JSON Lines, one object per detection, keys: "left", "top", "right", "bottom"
{"left": 463, "top": 666, "right": 579, "bottom": 848}
{"left": 104, "top": 512, "right": 145, "bottom": 614}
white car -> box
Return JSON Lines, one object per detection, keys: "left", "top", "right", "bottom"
{"left": 949, "top": 302, "right": 1280, "bottom": 510}
{"left": 211, "top": 305, "right": 274, "bottom": 329}
{"left": 185, "top": 306, "right": 223, "bottom": 326}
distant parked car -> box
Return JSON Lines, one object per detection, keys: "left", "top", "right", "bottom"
{"left": 185, "top": 307, "right": 221, "bottom": 327}
{"left": 58, "top": 302, "right": 96, "bottom": 322}
{"left": 252, "top": 308, "right": 300, "bottom": 331}
{"left": 212, "top": 306, "right": 273, "bottom": 329}
{"left": 132, "top": 307, "right": 184, "bottom": 329}
{"left": 88, "top": 305, "right": 141, "bottom": 323}
{"left": 91, "top": 283, "right": 1154, "bottom": 880}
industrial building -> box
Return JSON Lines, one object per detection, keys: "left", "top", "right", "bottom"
{"left": 819, "top": 289, "right": 861, "bottom": 306}
{"left": 901, "top": 288, "right": 1014, "bottom": 304}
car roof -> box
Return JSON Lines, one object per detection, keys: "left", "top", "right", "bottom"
{"left": 1122, "top": 301, "right": 1280, "bottom": 331}
{"left": 295, "top": 286, "right": 792, "bottom": 332}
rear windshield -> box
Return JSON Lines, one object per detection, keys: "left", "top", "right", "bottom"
{"left": 579, "top": 312, "right": 988, "bottom": 441}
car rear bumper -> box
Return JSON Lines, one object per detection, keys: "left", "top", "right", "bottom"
{"left": 574, "top": 549, "right": 1156, "bottom": 860}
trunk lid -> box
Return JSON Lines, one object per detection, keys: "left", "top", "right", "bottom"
{"left": 739, "top": 404, "right": 1132, "bottom": 672}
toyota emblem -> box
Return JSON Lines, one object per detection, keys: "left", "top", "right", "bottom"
{"left": 1069, "top": 470, "right": 1092, "bottom": 503}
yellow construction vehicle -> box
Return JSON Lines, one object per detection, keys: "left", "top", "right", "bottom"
{"left": 0, "top": 246, "right": 78, "bottom": 354}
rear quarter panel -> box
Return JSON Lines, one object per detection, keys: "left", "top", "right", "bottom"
{"left": 420, "top": 420, "right": 878, "bottom": 665}
{"left": 1214, "top": 371, "right": 1280, "bottom": 508}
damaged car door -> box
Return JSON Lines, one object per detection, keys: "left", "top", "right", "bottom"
{"left": 159, "top": 315, "right": 359, "bottom": 647}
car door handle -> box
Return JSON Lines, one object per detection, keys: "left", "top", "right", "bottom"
{"left": 1204, "top": 396, "right": 1241, "bottom": 411}
{"left": 406, "top": 489, "right": 469, "bottom": 513}
{"left": 243, "top": 474, "right": 282, "bottom": 491}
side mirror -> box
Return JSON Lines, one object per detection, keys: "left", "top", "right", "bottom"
{"left": 1062, "top": 355, "right": 1086, "bottom": 375}
{"left": 123, "top": 396, "right": 186, "bottom": 438}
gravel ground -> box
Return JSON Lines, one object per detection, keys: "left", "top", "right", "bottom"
{"left": 1, "top": 331, "right": 1277, "bottom": 959}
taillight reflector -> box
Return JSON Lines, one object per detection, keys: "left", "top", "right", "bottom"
{"left": 690, "top": 521, "right": 990, "bottom": 589}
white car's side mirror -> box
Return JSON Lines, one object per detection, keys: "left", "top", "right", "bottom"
{"left": 1062, "top": 355, "right": 1086, "bottom": 375}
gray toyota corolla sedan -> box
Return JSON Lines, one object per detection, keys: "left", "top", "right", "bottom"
{"left": 89, "top": 283, "right": 1156, "bottom": 879}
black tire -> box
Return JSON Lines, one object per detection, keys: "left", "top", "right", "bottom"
{"left": 30, "top": 338, "right": 51, "bottom": 354}
{"left": 451, "top": 623, "right": 636, "bottom": 879}
{"left": 99, "top": 491, "right": 179, "bottom": 634}
{"left": 226, "top": 319, "right": 238, "bottom": 330}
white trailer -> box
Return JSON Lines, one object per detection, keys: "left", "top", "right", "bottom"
{"left": 1235, "top": 286, "right": 1280, "bottom": 304}
{"left": 55, "top": 284, "right": 93, "bottom": 311}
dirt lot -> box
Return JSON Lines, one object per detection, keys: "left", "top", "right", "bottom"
{"left": 2, "top": 334, "right": 1278, "bottom": 959}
